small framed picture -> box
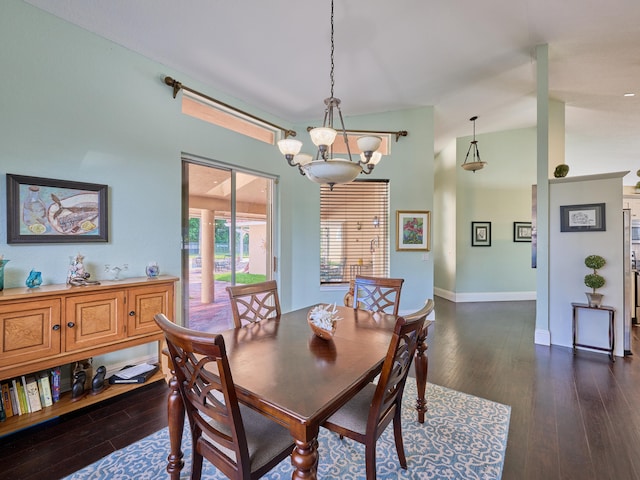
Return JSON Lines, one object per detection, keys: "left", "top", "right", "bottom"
{"left": 6, "top": 174, "right": 109, "bottom": 244}
{"left": 396, "top": 210, "right": 430, "bottom": 251}
{"left": 471, "top": 221, "right": 491, "bottom": 247}
{"left": 560, "top": 203, "right": 606, "bottom": 232}
{"left": 513, "top": 221, "right": 532, "bottom": 242}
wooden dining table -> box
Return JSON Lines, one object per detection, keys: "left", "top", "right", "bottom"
{"left": 164, "top": 305, "right": 433, "bottom": 480}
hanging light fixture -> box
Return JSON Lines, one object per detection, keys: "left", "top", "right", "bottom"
{"left": 461, "top": 115, "right": 487, "bottom": 172}
{"left": 277, "top": 0, "right": 383, "bottom": 190}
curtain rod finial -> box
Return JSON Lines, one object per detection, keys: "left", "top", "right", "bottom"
{"left": 164, "top": 76, "right": 182, "bottom": 98}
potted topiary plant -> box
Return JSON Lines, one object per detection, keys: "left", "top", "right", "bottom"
{"left": 584, "top": 254, "right": 606, "bottom": 307}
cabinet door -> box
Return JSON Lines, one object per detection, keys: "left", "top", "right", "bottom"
{"left": 127, "top": 283, "right": 174, "bottom": 336}
{"left": 0, "top": 299, "right": 62, "bottom": 368}
{"left": 65, "top": 291, "right": 126, "bottom": 351}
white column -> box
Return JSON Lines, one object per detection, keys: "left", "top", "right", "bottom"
{"left": 535, "top": 44, "right": 551, "bottom": 345}
{"left": 201, "top": 209, "right": 215, "bottom": 304}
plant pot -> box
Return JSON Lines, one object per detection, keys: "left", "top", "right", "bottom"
{"left": 585, "top": 292, "right": 603, "bottom": 308}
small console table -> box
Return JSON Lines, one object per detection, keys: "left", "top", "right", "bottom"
{"left": 571, "top": 302, "right": 615, "bottom": 362}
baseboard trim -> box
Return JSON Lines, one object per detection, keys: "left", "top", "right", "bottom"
{"left": 434, "top": 287, "right": 536, "bottom": 303}
{"left": 535, "top": 329, "right": 551, "bottom": 346}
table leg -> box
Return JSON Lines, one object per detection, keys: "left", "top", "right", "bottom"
{"left": 290, "top": 437, "right": 318, "bottom": 480}
{"left": 167, "top": 373, "right": 185, "bottom": 479}
{"left": 415, "top": 321, "right": 432, "bottom": 423}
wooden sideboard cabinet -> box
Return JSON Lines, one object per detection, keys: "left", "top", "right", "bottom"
{"left": 0, "top": 275, "right": 178, "bottom": 436}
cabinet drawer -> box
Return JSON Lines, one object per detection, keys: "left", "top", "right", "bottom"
{"left": 0, "top": 299, "right": 62, "bottom": 368}
{"left": 65, "top": 291, "right": 126, "bottom": 351}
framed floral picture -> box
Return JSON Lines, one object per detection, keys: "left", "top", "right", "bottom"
{"left": 396, "top": 210, "right": 430, "bottom": 251}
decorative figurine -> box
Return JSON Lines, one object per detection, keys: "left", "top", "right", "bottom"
{"left": 71, "top": 371, "right": 87, "bottom": 401}
{"left": 67, "top": 253, "right": 100, "bottom": 286}
{"left": 73, "top": 359, "right": 93, "bottom": 390}
{"left": 145, "top": 262, "right": 160, "bottom": 278}
{"left": 67, "top": 253, "right": 90, "bottom": 285}
{"left": 25, "top": 269, "right": 43, "bottom": 288}
{"left": 91, "top": 366, "right": 107, "bottom": 395}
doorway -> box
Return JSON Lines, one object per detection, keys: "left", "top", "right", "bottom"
{"left": 182, "top": 160, "right": 275, "bottom": 332}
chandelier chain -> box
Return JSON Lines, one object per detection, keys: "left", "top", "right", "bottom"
{"left": 330, "top": 0, "right": 335, "bottom": 99}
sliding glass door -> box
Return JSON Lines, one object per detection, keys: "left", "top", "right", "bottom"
{"left": 182, "top": 160, "right": 274, "bottom": 332}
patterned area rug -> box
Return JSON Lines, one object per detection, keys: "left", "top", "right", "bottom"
{"left": 64, "top": 379, "right": 510, "bottom": 479}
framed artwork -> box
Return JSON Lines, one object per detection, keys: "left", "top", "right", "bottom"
{"left": 560, "top": 203, "right": 606, "bottom": 232}
{"left": 6, "top": 174, "right": 108, "bottom": 244}
{"left": 513, "top": 221, "right": 532, "bottom": 242}
{"left": 471, "top": 221, "right": 491, "bottom": 247}
{"left": 396, "top": 210, "right": 430, "bottom": 251}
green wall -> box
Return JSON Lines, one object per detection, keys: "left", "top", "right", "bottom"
{"left": 435, "top": 127, "right": 537, "bottom": 300}
{"left": 1, "top": 0, "right": 434, "bottom": 317}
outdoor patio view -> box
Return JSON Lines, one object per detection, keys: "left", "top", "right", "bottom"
{"left": 185, "top": 161, "right": 272, "bottom": 333}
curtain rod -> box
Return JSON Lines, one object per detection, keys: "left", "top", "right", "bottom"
{"left": 164, "top": 76, "right": 297, "bottom": 138}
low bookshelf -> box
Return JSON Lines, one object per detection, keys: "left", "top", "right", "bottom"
{"left": 0, "top": 369, "right": 165, "bottom": 436}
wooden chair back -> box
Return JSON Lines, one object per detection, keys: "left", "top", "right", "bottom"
{"left": 226, "top": 280, "right": 281, "bottom": 328}
{"left": 351, "top": 275, "right": 404, "bottom": 315}
{"left": 321, "top": 310, "right": 427, "bottom": 479}
{"left": 369, "top": 313, "right": 425, "bottom": 437}
{"left": 154, "top": 314, "right": 293, "bottom": 480}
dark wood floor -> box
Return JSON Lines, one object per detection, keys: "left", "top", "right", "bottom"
{"left": 2, "top": 297, "right": 639, "bottom": 480}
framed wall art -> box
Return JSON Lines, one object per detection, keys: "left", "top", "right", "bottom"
{"left": 560, "top": 203, "right": 606, "bottom": 232}
{"left": 6, "top": 174, "right": 108, "bottom": 244}
{"left": 513, "top": 221, "right": 532, "bottom": 242}
{"left": 471, "top": 221, "right": 491, "bottom": 247}
{"left": 396, "top": 210, "right": 430, "bottom": 251}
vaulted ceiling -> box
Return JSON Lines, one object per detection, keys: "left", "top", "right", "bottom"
{"left": 23, "top": 0, "right": 640, "bottom": 184}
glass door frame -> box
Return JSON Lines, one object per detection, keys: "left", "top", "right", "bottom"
{"left": 181, "top": 155, "right": 278, "bottom": 328}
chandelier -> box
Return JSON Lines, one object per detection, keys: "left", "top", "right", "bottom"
{"left": 461, "top": 116, "right": 487, "bottom": 172}
{"left": 277, "top": 0, "right": 383, "bottom": 190}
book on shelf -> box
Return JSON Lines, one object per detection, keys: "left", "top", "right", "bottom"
{"left": 51, "top": 366, "right": 61, "bottom": 403}
{"left": 10, "top": 380, "right": 21, "bottom": 416}
{"left": 108, "top": 363, "right": 159, "bottom": 385}
{"left": 0, "top": 388, "right": 5, "bottom": 422}
{"left": 37, "top": 372, "right": 53, "bottom": 408}
{"left": 1, "top": 382, "right": 13, "bottom": 418}
{"left": 16, "top": 378, "right": 28, "bottom": 414}
{"left": 20, "top": 376, "right": 31, "bottom": 414}
{"left": 25, "top": 376, "right": 42, "bottom": 413}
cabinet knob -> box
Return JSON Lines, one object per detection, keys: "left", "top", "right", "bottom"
{"left": 67, "top": 321, "right": 75, "bottom": 328}
{"left": 129, "top": 311, "right": 135, "bottom": 316}
{"left": 52, "top": 324, "right": 61, "bottom": 331}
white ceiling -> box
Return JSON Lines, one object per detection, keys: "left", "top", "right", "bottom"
{"left": 23, "top": 0, "right": 640, "bottom": 184}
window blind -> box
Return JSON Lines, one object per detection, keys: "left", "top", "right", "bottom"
{"left": 320, "top": 180, "right": 389, "bottom": 285}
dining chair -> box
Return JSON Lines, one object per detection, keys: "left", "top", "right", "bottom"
{"left": 321, "top": 310, "right": 427, "bottom": 480}
{"left": 347, "top": 275, "right": 405, "bottom": 315}
{"left": 226, "top": 280, "right": 281, "bottom": 328}
{"left": 154, "top": 313, "right": 294, "bottom": 480}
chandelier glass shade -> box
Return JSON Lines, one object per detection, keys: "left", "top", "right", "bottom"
{"left": 461, "top": 115, "right": 487, "bottom": 172}
{"left": 277, "top": 0, "right": 382, "bottom": 189}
